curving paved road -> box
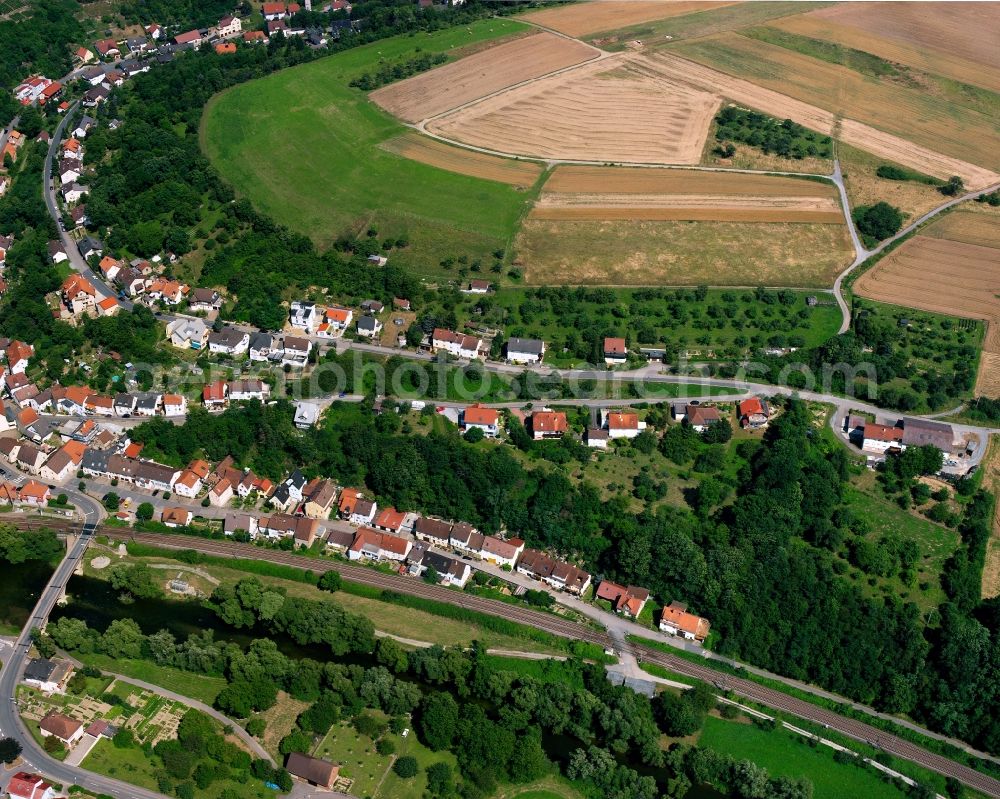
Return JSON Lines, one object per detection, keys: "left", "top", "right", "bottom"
{"left": 0, "top": 493, "right": 177, "bottom": 799}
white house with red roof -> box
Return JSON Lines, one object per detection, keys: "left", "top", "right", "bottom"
{"left": 603, "top": 336, "right": 627, "bottom": 365}
{"left": 461, "top": 404, "right": 498, "bottom": 438}
{"left": 596, "top": 580, "right": 649, "bottom": 618}
{"left": 738, "top": 397, "right": 770, "bottom": 429}
{"left": 216, "top": 14, "right": 242, "bottom": 37}
{"left": 61, "top": 274, "right": 98, "bottom": 316}
{"left": 659, "top": 601, "right": 710, "bottom": 642}
{"left": 530, "top": 410, "right": 567, "bottom": 440}
{"left": 602, "top": 409, "right": 645, "bottom": 439}
{"left": 432, "top": 328, "right": 482, "bottom": 360}
{"left": 7, "top": 772, "right": 57, "bottom": 799}
{"left": 862, "top": 422, "right": 905, "bottom": 454}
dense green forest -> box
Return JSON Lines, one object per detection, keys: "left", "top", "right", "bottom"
{"left": 0, "top": 0, "right": 83, "bottom": 126}
{"left": 128, "top": 397, "right": 1000, "bottom": 755}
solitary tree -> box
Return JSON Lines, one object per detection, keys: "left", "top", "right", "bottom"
{"left": 136, "top": 502, "right": 154, "bottom": 521}
{"left": 0, "top": 736, "right": 22, "bottom": 764}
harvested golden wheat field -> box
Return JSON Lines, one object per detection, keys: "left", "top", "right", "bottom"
{"left": 518, "top": 0, "right": 738, "bottom": 38}
{"left": 427, "top": 57, "right": 718, "bottom": 164}
{"left": 923, "top": 212, "right": 1000, "bottom": 251}
{"left": 808, "top": 3, "right": 1000, "bottom": 73}
{"left": 533, "top": 165, "right": 842, "bottom": 222}
{"left": 516, "top": 219, "right": 853, "bottom": 287}
{"left": 380, "top": 133, "right": 543, "bottom": 188}
{"left": 837, "top": 144, "right": 949, "bottom": 224}
{"left": 637, "top": 51, "right": 1000, "bottom": 189}
{"left": 770, "top": 10, "right": 1000, "bottom": 94}
{"left": 369, "top": 31, "right": 596, "bottom": 123}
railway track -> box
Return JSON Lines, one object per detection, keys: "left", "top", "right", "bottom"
{"left": 633, "top": 645, "right": 1000, "bottom": 798}
{"left": 10, "top": 518, "right": 1000, "bottom": 796}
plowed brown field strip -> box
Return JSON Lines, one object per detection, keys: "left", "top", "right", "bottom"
{"left": 369, "top": 32, "right": 597, "bottom": 123}
{"left": 771, "top": 12, "right": 1000, "bottom": 94}
{"left": 642, "top": 50, "right": 1000, "bottom": 189}
{"left": 854, "top": 230, "right": 1000, "bottom": 396}
{"left": 427, "top": 57, "right": 718, "bottom": 164}
{"left": 543, "top": 165, "right": 838, "bottom": 196}
{"left": 518, "top": 0, "right": 738, "bottom": 38}
{"left": 380, "top": 133, "right": 543, "bottom": 187}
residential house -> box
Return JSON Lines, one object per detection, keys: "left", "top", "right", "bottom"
{"left": 348, "top": 527, "right": 411, "bottom": 562}
{"left": 586, "top": 427, "right": 610, "bottom": 449}
{"left": 259, "top": 514, "right": 318, "bottom": 547}
{"left": 350, "top": 497, "right": 377, "bottom": 527}
{"left": 249, "top": 332, "right": 274, "bottom": 362}
{"left": 0, "top": 233, "right": 12, "bottom": 267}
{"left": 420, "top": 550, "right": 471, "bottom": 587}
{"left": 293, "top": 400, "right": 322, "bottom": 428}
{"left": 209, "top": 479, "right": 234, "bottom": 507}
{"left": 97, "top": 297, "right": 119, "bottom": 317}
{"left": 356, "top": 315, "right": 382, "bottom": 338}
{"left": 547, "top": 560, "right": 591, "bottom": 595}
{"left": 114, "top": 267, "right": 145, "bottom": 297}
{"left": 113, "top": 393, "right": 136, "bottom": 416}
{"left": 217, "top": 15, "right": 243, "bottom": 37}
{"left": 516, "top": 548, "right": 553, "bottom": 582}
{"left": 161, "top": 507, "right": 193, "bottom": 528}
{"left": 432, "top": 328, "right": 482, "bottom": 360}
{"left": 244, "top": 30, "right": 266, "bottom": 43}
{"left": 505, "top": 337, "right": 545, "bottom": 365}
{"left": 6, "top": 772, "right": 57, "bottom": 799}
{"left": 223, "top": 513, "right": 259, "bottom": 538}
{"left": 862, "top": 423, "right": 905, "bottom": 454}
{"left": 367, "top": 254, "right": 387, "bottom": 266}
{"left": 174, "top": 29, "right": 203, "bottom": 47}
{"left": 62, "top": 137, "right": 82, "bottom": 160}
{"left": 61, "top": 183, "right": 86, "bottom": 204}
{"left": 413, "top": 517, "right": 453, "bottom": 547}
{"left": 94, "top": 38, "right": 120, "bottom": 58}
{"left": 98, "top": 255, "right": 122, "bottom": 281}
{"left": 13, "top": 75, "right": 53, "bottom": 104}
{"left": 659, "top": 601, "right": 710, "bottom": 642}
{"left": 229, "top": 379, "right": 268, "bottom": 402}
{"left": 462, "top": 404, "right": 499, "bottom": 438}
{"left": 269, "top": 469, "right": 308, "bottom": 512}
{"left": 77, "top": 236, "right": 102, "bottom": 260}
{"left": 263, "top": 1, "right": 289, "bottom": 19}
{"left": 18, "top": 480, "right": 51, "bottom": 506}
{"left": 39, "top": 712, "right": 84, "bottom": 746}
{"left": 604, "top": 337, "right": 627, "bottom": 365}
{"left": 683, "top": 404, "right": 722, "bottom": 433}
{"left": 393, "top": 297, "right": 411, "bottom": 311}
{"left": 373, "top": 506, "right": 407, "bottom": 534}
{"left": 48, "top": 241, "right": 68, "bottom": 264}
{"left": 125, "top": 35, "right": 149, "bottom": 54}
{"left": 603, "top": 410, "right": 646, "bottom": 439}
{"left": 146, "top": 23, "right": 162, "bottom": 38}
{"left": 145, "top": 277, "right": 186, "bottom": 305}
{"left": 40, "top": 445, "right": 82, "bottom": 483}
{"left": 2, "top": 339, "right": 27, "bottom": 373}
{"left": 85, "top": 394, "right": 114, "bottom": 416}
{"left": 202, "top": 380, "right": 228, "bottom": 409}
{"left": 338, "top": 487, "right": 361, "bottom": 517}
{"left": 208, "top": 327, "right": 250, "bottom": 356}
{"left": 73, "top": 116, "right": 97, "bottom": 139}
{"left": 289, "top": 300, "right": 319, "bottom": 331}
{"left": 738, "top": 397, "right": 770, "bottom": 429}
{"left": 530, "top": 410, "right": 567, "bottom": 440}
{"left": 281, "top": 336, "right": 311, "bottom": 367}
{"left": 61, "top": 274, "right": 98, "bottom": 315}
{"left": 83, "top": 85, "right": 110, "bottom": 107}
{"left": 317, "top": 306, "right": 352, "bottom": 337}
{"left": 285, "top": 752, "right": 339, "bottom": 790}
{"left": 479, "top": 535, "right": 524, "bottom": 568}
{"left": 172, "top": 469, "right": 202, "bottom": 499}
{"left": 81, "top": 66, "right": 106, "bottom": 86}
{"left": 163, "top": 394, "right": 187, "bottom": 416}
{"left": 463, "top": 279, "right": 491, "bottom": 294}
{"left": 15, "top": 445, "right": 46, "bottom": 474}
{"left": 189, "top": 288, "right": 222, "bottom": 312}
{"left": 360, "top": 299, "right": 384, "bottom": 313}
{"left": 75, "top": 46, "right": 96, "bottom": 64}
{"left": 167, "top": 317, "right": 209, "bottom": 350}
{"left": 303, "top": 478, "right": 338, "bottom": 519}
{"left": 23, "top": 658, "right": 73, "bottom": 694}
{"left": 595, "top": 581, "right": 648, "bottom": 618}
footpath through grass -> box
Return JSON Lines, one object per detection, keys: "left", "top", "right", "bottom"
{"left": 201, "top": 19, "right": 532, "bottom": 275}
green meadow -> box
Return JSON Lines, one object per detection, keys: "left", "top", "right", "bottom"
{"left": 200, "top": 19, "right": 533, "bottom": 275}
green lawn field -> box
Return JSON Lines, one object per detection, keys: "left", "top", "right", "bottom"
{"left": 200, "top": 19, "right": 534, "bottom": 275}
{"left": 698, "top": 716, "right": 909, "bottom": 799}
